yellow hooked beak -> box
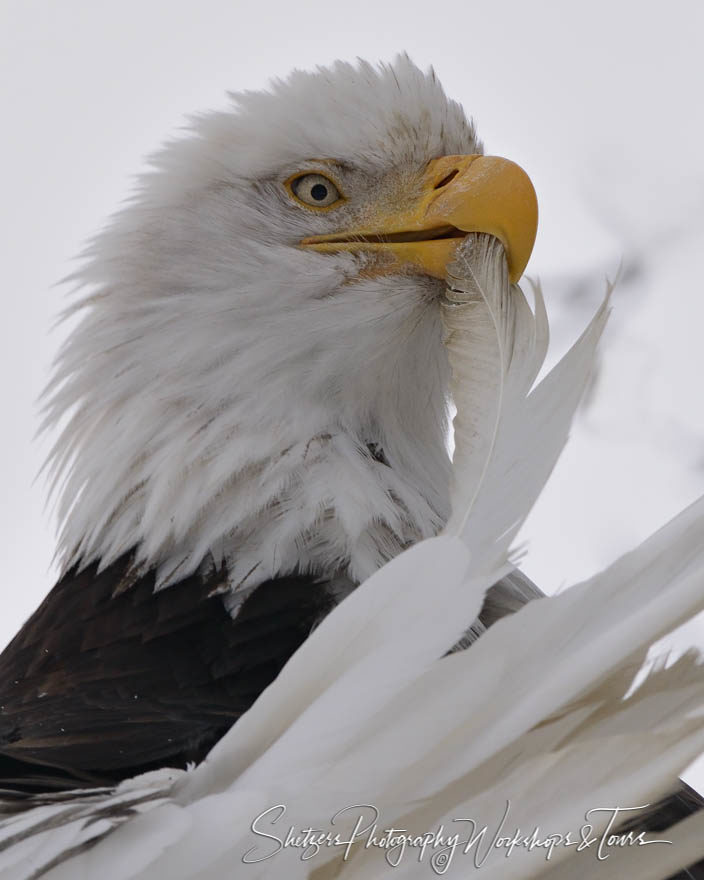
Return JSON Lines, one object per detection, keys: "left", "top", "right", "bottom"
{"left": 300, "top": 155, "right": 538, "bottom": 283}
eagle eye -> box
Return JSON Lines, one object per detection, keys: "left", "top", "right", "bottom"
{"left": 287, "top": 172, "right": 344, "bottom": 210}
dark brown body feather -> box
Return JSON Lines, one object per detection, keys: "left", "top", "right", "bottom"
{"left": 0, "top": 555, "right": 336, "bottom": 792}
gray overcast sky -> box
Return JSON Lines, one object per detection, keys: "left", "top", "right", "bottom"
{"left": 2, "top": 0, "right": 704, "bottom": 777}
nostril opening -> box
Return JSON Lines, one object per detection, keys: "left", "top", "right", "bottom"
{"left": 434, "top": 169, "right": 459, "bottom": 189}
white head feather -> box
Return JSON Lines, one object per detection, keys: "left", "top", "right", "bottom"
{"left": 42, "top": 56, "right": 482, "bottom": 600}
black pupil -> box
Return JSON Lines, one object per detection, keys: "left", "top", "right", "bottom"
{"left": 310, "top": 183, "right": 328, "bottom": 202}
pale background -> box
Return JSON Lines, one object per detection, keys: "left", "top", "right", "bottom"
{"left": 2, "top": 0, "right": 704, "bottom": 783}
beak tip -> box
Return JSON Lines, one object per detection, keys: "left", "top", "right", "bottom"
{"left": 431, "top": 154, "right": 538, "bottom": 284}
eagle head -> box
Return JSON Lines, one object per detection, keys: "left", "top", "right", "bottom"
{"left": 45, "top": 55, "right": 536, "bottom": 603}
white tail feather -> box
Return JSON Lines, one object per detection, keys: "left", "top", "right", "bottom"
{"left": 4, "top": 242, "right": 704, "bottom": 880}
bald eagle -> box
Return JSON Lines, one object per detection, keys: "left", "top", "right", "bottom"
{"left": 0, "top": 55, "right": 538, "bottom": 787}
{"left": 2, "top": 56, "right": 704, "bottom": 879}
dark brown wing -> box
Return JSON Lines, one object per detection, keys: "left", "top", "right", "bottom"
{"left": 627, "top": 782, "right": 704, "bottom": 880}
{"left": 0, "top": 554, "right": 339, "bottom": 792}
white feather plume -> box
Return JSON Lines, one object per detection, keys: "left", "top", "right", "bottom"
{"left": 5, "top": 236, "right": 704, "bottom": 879}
